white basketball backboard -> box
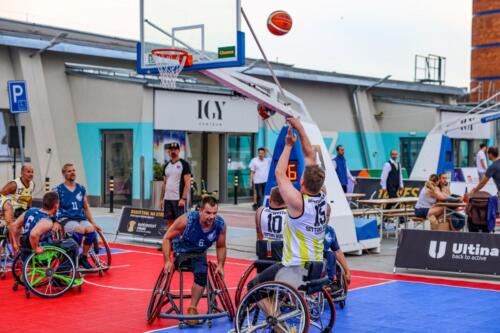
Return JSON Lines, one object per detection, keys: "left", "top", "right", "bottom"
{"left": 137, "top": 0, "right": 245, "bottom": 73}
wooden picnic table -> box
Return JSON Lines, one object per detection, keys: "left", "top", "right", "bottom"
{"left": 357, "top": 197, "right": 418, "bottom": 238}
{"left": 435, "top": 202, "right": 467, "bottom": 228}
{"left": 345, "top": 193, "right": 366, "bottom": 199}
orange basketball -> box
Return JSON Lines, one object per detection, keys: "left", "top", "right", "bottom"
{"left": 267, "top": 10, "right": 293, "bottom": 36}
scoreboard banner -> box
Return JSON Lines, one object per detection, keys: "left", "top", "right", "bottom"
{"left": 117, "top": 207, "right": 166, "bottom": 239}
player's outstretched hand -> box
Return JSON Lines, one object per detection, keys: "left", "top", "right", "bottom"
{"left": 285, "top": 126, "right": 297, "bottom": 147}
{"left": 286, "top": 116, "right": 303, "bottom": 130}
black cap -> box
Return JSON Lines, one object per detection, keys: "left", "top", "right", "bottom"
{"left": 166, "top": 142, "right": 180, "bottom": 150}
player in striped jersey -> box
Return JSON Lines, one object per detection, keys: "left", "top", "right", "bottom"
{"left": 249, "top": 117, "right": 327, "bottom": 290}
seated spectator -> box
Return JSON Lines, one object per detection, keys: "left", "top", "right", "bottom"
{"left": 414, "top": 174, "right": 448, "bottom": 222}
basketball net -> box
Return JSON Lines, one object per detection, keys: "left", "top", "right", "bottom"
{"left": 151, "top": 49, "right": 188, "bottom": 89}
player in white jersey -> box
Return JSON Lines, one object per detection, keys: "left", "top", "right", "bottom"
{"left": 255, "top": 187, "right": 287, "bottom": 241}
{"left": 249, "top": 117, "right": 327, "bottom": 290}
{"left": 1, "top": 164, "right": 35, "bottom": 218}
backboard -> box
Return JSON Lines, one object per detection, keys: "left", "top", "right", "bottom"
{"left": 138, "top": 0, "right": 245, "bottom": 74}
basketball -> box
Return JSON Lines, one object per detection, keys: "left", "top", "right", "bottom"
{"left": 267, "top": 10, "right": 293, "bottom": 36}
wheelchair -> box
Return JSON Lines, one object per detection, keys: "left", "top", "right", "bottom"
{"left": 0, "top": 223, "right": 14, "bottom": 280}
{"left": 11, "top": 236, "right": 82, "bottom": 298}
{"left": 326, "top": 262, "right": 348, "bottom": 309}
{"left": 234, "top": 261, "right": 336, "bottom": 333}
{"left": 235, "top": 240, "right": 283, "bottom": 307}
{"left": 12, "top": 229, "right": 111, "bottom": 294}
{"left": 147, "top": 252, "right": 235, "bottom": 328}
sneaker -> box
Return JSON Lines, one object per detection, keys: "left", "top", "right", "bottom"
{"left": 186, "top": 306, "right": 199, "bottom": 326}
{"left": 79, "top": 255, "right": 93, "bottom": 270}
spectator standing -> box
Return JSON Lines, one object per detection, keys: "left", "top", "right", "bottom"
{"left": 249, "top": 147, "right": 272, "bottom": 210}
{"left": 471, "top": 146, "right": 500, "bottom": 195}
{"left": 380, "top": 149, "right": 404, "bottom": 199}
{"left": 476, "top": 143, "right": 488, "bottom": 181}
{"left": 332, "top": 145, "right": 356, "bottom": 193}
{"left": 160, "top": 142, "right": 191, "bottom": 228}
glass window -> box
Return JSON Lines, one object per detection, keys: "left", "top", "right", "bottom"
{"left": 227, "top": 134, "right": 254, "bottom": 198}
{"left": 400, "top": 138, "right": 424, "bottom": 174}
{"left": 0, "top": 112, "right": 16, "bottom": 161}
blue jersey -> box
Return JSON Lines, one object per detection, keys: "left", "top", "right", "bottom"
{"left": 54, "top": 183, "right": 87, "bottom": 220}
{"left": 172, "top": 211, "right": 225, "bottom": 254}
{"left": 22, "top": 208, "right": 52, "bottom": 242}
{"left": 324, "top": 225, "right": 340, "bottom": 253}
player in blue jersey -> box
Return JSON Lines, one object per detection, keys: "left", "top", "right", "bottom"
{"left": 162, "top": 196, "right": 227, "bottom": 326}
{"left": 53, "top": 163, "right": 102, "bottom": 269}
{"left": 323, "top": 204, "right": 351, "bottom": 286}
{"left": 10, "top": 192, "right": 78, "bottom": 259}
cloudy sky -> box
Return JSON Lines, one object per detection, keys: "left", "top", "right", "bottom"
{"left": 1, "top": 0, "right": 472, "bottom": 87}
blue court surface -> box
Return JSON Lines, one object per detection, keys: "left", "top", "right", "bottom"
{"left": 147, "top": 280, "right": 500, "bottom": 333}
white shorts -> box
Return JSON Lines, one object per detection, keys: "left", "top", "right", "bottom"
{"left": 275, "top": 266, "right": 308, "bottom": 289}
{"left": 64, "top": 220, "right": 93, "bottom": 235}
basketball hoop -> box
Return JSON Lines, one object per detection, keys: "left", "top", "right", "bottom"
{"left": 151, "top": 48, "right": 193, "bottom": 89}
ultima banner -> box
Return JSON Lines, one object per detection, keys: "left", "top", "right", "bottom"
{"left": 395, "top": 229, "right": 500, "bottom": 276}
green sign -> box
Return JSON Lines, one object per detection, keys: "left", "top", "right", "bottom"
{"left": 218, "top": 46, "right": 236, "bottom": 59}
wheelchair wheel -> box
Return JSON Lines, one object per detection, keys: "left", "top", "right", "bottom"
{"left": 87, "top": 230, "right": 112, "bottom": 273}
{"left": 147, "top": 268, "right": 173, "bottom": 324}
{"left": 307, "top": 288, "right": 335, "bottom": 333}
{"left": 235, "top": 281, "right": 309, "bottom": 333}
{"left": 329, "top": 263, "right": 348, "bottom": 309}
{"left": 208, "top": 261, "right": 235, "bottom": 320}
{"left": 234, "top": 262, "right": 257, "bottom": 308}
{"left": 11, "top": 252, "right": 25, "bottom": 290}
{"left": 23, "top": 246, "right": 76, "bottom": 298}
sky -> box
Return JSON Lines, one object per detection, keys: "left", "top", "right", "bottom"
{"left": 0, "top": 0, "right": 472, "bottom": 88}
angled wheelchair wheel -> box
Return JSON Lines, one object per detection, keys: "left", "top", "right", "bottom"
{"left": 147, "top": 267, "right": 173, "bottom": 324}
{"left": 208, "top": 261, "right": 235, "bottom": 320}
{"left": 234, "top": 262, "right": 257, "bottom": 308}
{"left": 329, "top": 263, "right": 348, "bottom": 309}
{"left": 23, "top": 246, "right": 76, "bottom": 298}
{"left": 235, "top": 281, "right": 309, "bottom": 333}
{"left": 307, "top": 288, "right": 335, "bottom": 333}
{"left": 11, "top": 252, "right": 25, "bottom": 290}
{"left": 87, "top": 230, "right": 112, "bottom": 273}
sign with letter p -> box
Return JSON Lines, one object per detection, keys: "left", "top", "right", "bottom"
{"left": 8, "top": 80, "right": 29, "bottom": 114}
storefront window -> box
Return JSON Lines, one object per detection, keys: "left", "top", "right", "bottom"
{"left": 400, "top": 138, "right": 424, "bottom": 174}
{"left": 227, "top": 134, "right": 254, "bottom": 199}
{"left": 452, "top": 139, "right": 487, "bottom": 168}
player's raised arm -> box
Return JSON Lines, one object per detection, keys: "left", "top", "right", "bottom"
{"left": 287, "top": 117, "right": 315, "bottom": 166}
{"left": 275, "top": 126, "right": 302, "bottom": 217}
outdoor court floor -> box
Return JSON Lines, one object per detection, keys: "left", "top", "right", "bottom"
{"left": 2, "top": 242, "right": 500, "bottom": 333}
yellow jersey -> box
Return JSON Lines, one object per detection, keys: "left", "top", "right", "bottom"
{"left": 9, "top": 178, "right": 34, "bottom": 210}
{"left": 282, "top": 192, "right": 327, "bottom": 267}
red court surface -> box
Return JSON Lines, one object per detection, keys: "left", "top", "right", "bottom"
{"left": 2, "top": 243, "right": 500, "bottom": 333}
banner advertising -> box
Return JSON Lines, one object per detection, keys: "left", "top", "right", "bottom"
{"left": 354, "top": 178, "right": 425, "bottom": 199}
{"left": 395, "top": 229, "right": 500, "bottom": 276}
{"left": 117, "top": 207, "right": 166, "bottom": 239}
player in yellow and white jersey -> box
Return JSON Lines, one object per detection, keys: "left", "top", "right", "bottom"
{"left": 1, "top": 164, "right": 35, "bottom": 218}
{"left": 249, "top": 117, "right": 327, "bottom": 290}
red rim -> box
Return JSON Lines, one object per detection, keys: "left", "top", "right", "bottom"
{"left": 151, "top": 48, "right": 193, "bottom": 66}
{"left": 235, "top": 263, "right": 257, "bottom": 307}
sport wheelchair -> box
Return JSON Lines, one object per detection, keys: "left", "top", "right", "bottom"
{"left": 235, "top": 240, "right": 283, "bottom": 307}
{"left": 326, "top": 262, "right": 348, "bottom": 309}
{"left": 11, "top": 236, "right": 82, "bottom": 298}
{"left": 11, "top": 229, "right": 111, "bottom": 297}
{"left": 147, "top": 252, "right": 235, "bottom": 328}
{"left": 0, "top": 223, "right": 14, "bottom": 279}
{"left": 234, "top": 261, "right": 336, "bottom": 333}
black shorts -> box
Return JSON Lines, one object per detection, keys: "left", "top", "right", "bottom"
{"left": 174, "top": 252, "right": 208, "bottom": 287}
{"left": 247, "top": 262, "right": 283, "bottom": 290}
{"left": 164, "top": 200, "right": 185, "bottom": 221}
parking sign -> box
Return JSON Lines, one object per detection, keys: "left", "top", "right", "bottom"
{"left": 8, "top": 80, "right": 29, "bottom": 113}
